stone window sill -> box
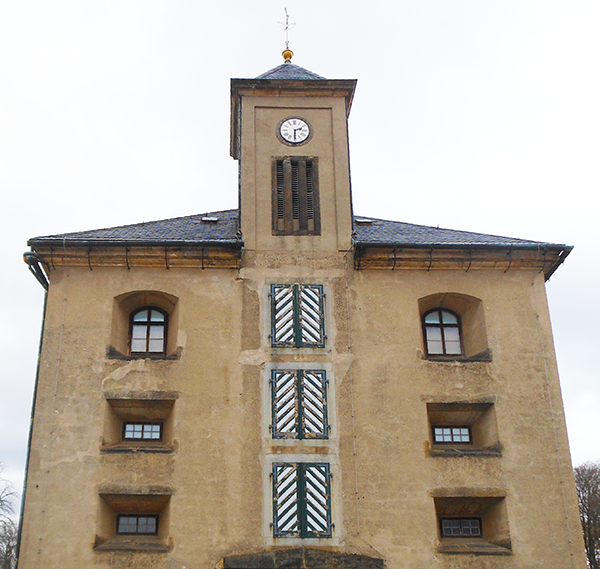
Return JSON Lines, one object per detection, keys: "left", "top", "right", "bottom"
{"left": 94, "top": 535, "right": 170, "bottom": 552}
{"left": 437, "top": 540, "right": 511, "bottom": 555}
{"left": 107, "top": 346, "right": 182, "bottom": 361}
{"left": 100, "top": 442, "right": 176, "bottom": 454}
{"left": 429, "top": 446, "right": 502, "bottom": 458}
{"left": 425, "top": 349, "right": 492, "bottom": 363}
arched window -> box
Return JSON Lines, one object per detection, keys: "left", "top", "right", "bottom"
{"left": 130, "top": 307, "right": 168, "bottom": 355}
{"left": 423, "top": 308, "right": 463, "bottom": 356}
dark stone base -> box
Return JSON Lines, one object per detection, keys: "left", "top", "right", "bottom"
{"left": 222, "top": 547, "right": 384, "bottom": 569}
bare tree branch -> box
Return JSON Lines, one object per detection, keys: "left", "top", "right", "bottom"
{"left": 575, "top": 462, "right": 600, "bottom": 569}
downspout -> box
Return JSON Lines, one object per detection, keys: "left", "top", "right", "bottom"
{"left": 15, "top": 290, "right": 48, "bottom": 569}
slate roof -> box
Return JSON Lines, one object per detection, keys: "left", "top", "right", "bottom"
{"left": 28, "top": 210, "right": 241, "bottom": 246}
{"left": 352, "top": 216, "right": 552, "bottom": 248}
{"left": 28, "top": 209, "right": 562, "bottom": 250}
{"left": 256, "top": 62, "right": 326, "bottom": 80}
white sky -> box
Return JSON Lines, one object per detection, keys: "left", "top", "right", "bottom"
{"left": 0, "top": 1, "right": 598, "bottom": 496}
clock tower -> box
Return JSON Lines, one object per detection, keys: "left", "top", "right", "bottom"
{"left": 231, "top": 52, "right": 357, "bottom": 253}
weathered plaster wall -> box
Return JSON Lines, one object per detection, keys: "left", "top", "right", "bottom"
{"left": 18, "top": 255, "right": 586, "bottom": 568}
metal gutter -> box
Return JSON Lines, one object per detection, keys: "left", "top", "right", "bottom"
{"left": 27, "top": 238, "right": 243, "bottom": 248}
{"left": 353, "top": 241, "right": 573, "bottom": 281}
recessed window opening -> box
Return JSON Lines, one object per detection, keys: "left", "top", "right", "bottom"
{"left": 424, "top": 308, "right": 463, "bottom": 356}
{"left": 272, "top": 157, "right": 320, "bottom": 235}
{"left": 441, "top": 518, "right": 482, "bottom": 538}
{"left": 434, "top": 426, "right": 472, "bottom": 444}
{"left": 123, "top": 422, "right": 162, "bottom": 441}
{"left": 117, "top": 514, "right": 159, "bottom": 535}
{"left": 130, "top": 307, "right": 167, "bottom": 355}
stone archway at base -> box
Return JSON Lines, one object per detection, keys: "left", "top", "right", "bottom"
{"left": 221, "top": 547, "right": 385, "bottom": 569}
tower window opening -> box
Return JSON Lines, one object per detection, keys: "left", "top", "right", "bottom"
{"left": 272, "top": 157, "right": 320, "bottom": 235}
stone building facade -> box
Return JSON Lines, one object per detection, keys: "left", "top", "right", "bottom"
{"left": 19, "top": 57, "right": 587, "bottom": 568}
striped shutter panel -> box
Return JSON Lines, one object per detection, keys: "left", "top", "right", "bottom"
{"left": 300, "top": 371, "right": 328, "bottom": 439}
{"left": 297, "top": 285, "right": 325, "bottom": 347}
{"left": 302, "top": 464, "right": 332, "bottom": 538}
{"left": 271, "top": 371, "right": 299, "bottom": 438}
{"left": 271, "top": 370, "right": 329, "bottom": 439}
{"left": 271, "top": 285, "right": 325, "bottom": 348}
{"left": 272, "top": 463, "right": 300, "bottom": 537}
{"left": 272, "top": 463, "right": 332, "bottom": 538}
{"left": 271, "top": 285, "right": 296, "bottom": 347}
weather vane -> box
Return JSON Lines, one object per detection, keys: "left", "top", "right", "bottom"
{"left": 278, "top": 8, "right": 296, "bottom": 61}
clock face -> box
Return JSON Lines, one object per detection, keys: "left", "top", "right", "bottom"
{"left": 279, "top": 117, "right": 311, "bottom": 144}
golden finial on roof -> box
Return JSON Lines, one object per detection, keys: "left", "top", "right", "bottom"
{"left": 282, "top": 48, "right": 294, "bottom": 63}
{"left": 278, "top": 8, "right": 296, "bottom": 64}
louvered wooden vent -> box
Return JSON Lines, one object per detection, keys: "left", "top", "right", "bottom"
{"left": 272, "top": 157, "right": 320, "bottom": 235}
{"left": 272, "top": 463, "right": 332, "bottom": 538}
{"left": 271, "top": 284, "right": 326, "bottom": 348}
{"left": 271, "top": 370, "right": 329, "bottom": 439}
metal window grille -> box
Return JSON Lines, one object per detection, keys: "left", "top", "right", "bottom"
{"left": 271, "top": 370, "right": 329, "bottom": 439}
{"left": 272, "top": 463, "right": 332, "bottom": 538}
{"left": 271, "top": 284, "right": 325, "bottom": 348}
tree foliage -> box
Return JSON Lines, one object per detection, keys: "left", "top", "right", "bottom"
{"left": 0, "top": 465, "right": 17, "bottom": 569}
{"left": 575, "top": 462, "right": 600, "bottom": 569}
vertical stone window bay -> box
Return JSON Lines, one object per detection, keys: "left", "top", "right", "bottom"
{"left": 271, "top": 370, "right": 329, "bottom": 439}
{"left": 272, "top": 463, "right": 332, "bottom": 538}
{"left": 270, "top": 284, "right": 325, "bottom": 348}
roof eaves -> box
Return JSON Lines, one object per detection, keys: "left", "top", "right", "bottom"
{"left": 28, "top": 238, "right": 244, "bottom": 248}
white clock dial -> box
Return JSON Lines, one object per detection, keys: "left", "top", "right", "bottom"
{"left": 279, "top": 118, "right": 311, "bottom": 144}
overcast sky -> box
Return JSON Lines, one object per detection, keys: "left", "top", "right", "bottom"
{"left": 1, "top": 1, "right": 598, "bottom": 495}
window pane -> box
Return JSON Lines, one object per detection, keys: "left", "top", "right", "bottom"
{"left": 462, "top": 519, "right": 481, "bottom": 536}
{"left": 441, "top": 311, "right": 458, "bottom": 324}
{"left": 425, "top": 312, "right": 440, "bottom": 324}
{"left": 132, "top": 325, "right": 147, "bottom": 340}
{"left": 133, "top": 310, "right": 149, "bottom": 322}
{"left": 426, "top": 328, "right": 443, "bottom": 354}
{"left": 143, "top": 424, "right": 161, "bottom": 439}
{"left": 150, "top": 310, "right": 164, "bottom": 322}
{"left": 131, "top": 339, "right": 147, "bottom": 353}
{"left": 149, "top": 326, "right": 164, "bottom": 339}
{"left": 442, "top": 519, "right": 461, "bottom": 536}
{"left": 445, "top": 340, "right": 462, "bottom": 355}
{"left": 148, "top": 339, "right": 164, "bottom": 352}
{"left": 443, "top": 328, "right": 461, "bottom": 354}
{"left": 137, "top": 516, "right": 156, "bottom": 534}
{"left": 118, "top": 516, "right": 137, "bottom": 533}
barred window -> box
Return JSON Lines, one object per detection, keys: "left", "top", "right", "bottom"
{"left": 271, "top": 370, "right": 329, "bottom": 439}
{"left": 272, "top": 157, "right": 320, "bottom": 235}
{"left": 272, "top": 463, "right": 332, "bottom": 538}
{"left": 271, "top": 284, "right": 325, "bottom": 348}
